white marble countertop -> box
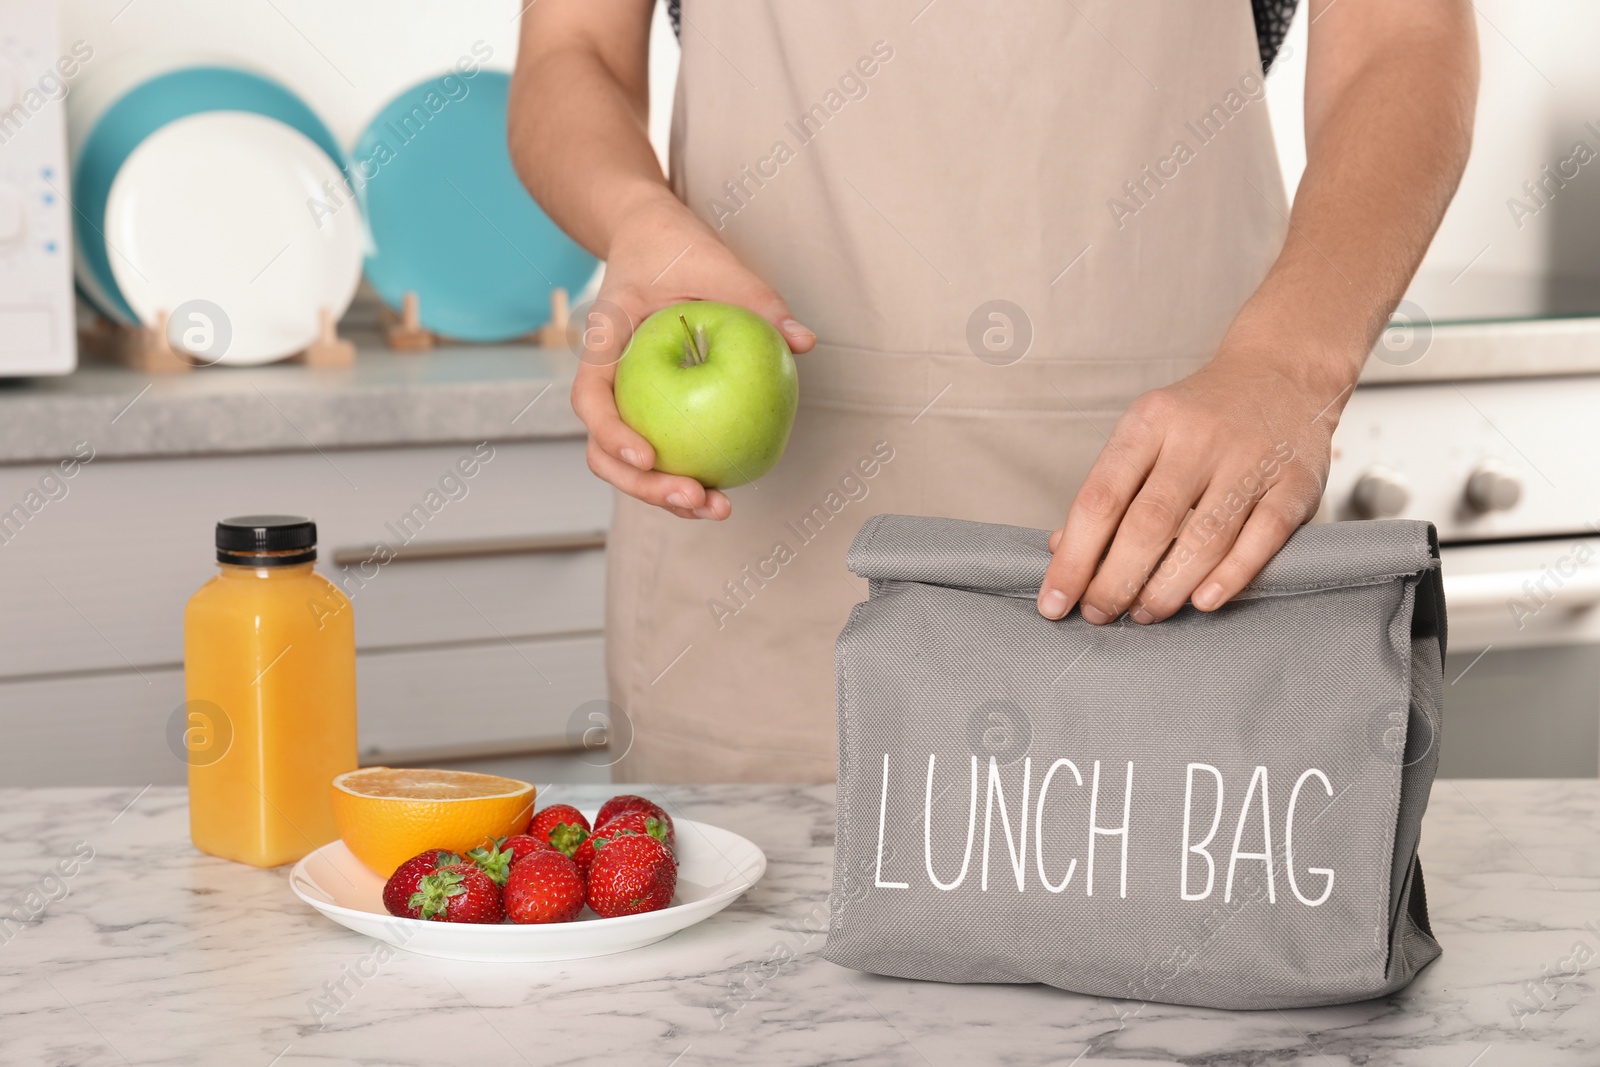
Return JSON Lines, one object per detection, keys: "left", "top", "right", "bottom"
{"left": 1, "top": 781, "right": 1596, "bottom": 1066}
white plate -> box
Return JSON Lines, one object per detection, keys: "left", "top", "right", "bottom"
{"left": 105, "top": 111, "right": 363, "bottom": 365}
{"left": 289, "top": 816, "right": 766, "bottom": 962}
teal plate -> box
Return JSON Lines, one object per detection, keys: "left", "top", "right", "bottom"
{"left": 355, "top": 71, "right": 598, "bottom": 343}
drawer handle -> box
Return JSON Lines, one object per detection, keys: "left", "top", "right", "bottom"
{"left": 362, "top": 735, "right": 603, "bottom": 763}
{"left": 331, "top": 530, "right": 606, "bottom": 566}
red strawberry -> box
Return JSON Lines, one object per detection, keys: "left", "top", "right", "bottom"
{"left": 529, "top": 804, "right": 592, "bottom": 854}
{"left": 411, "top": 863, "right": 506, "bottom": 923}
{"left": 462, "top": 834, "right": 552, "bottom": 884}
{"left": 504, "top": 849, "right": 586, "bottom": 924}
{"left": 596, "top": 794, "right": 673, "bottom": 838}
{"left": 570, "top": 832, "right": 601, "bottom": 877}
{"left": 586, "top": 833, "right": 677, "bottom": 918}
{"left": 499, "top": 834, "right": 554, "bottom": 865}
{"left": 568, "top": 822, "right": 633, "bottom": 877}
{"left": 596, "top": 810, "right": 674, "bottom": 851}
{"left": 383, "top": 849, "right": 466, "bottom": 918}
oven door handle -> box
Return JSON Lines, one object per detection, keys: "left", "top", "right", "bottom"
{"left": 1443, "top": 568, "right": 1600, "bottom": 611}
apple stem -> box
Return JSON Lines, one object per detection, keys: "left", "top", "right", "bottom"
{"left": 677, "top": 313, "right": 711, "bottom": 366}
{"left": 678, "top": 314, "right": 707, "bottom": 367}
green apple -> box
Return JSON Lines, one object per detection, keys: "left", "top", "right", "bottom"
{"left": 614, "top": 301, "right": 799, "bottom": 489}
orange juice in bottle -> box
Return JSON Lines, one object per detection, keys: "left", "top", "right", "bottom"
{"left": 183, "top": 515, "right": 358, "bottom": 867}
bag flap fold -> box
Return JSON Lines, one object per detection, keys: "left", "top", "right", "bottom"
{"left": 847, "top": 514, "right": 1438, "bottom": 599}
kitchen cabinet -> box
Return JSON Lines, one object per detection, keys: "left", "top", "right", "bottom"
{"left": 0, "top": 348, "right": 615, "bottom": 786}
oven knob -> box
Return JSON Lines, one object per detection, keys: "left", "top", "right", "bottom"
{"left": 1465, "top": 462, "right": 1522, "bottom": 513}
{"left": 1351, "top": 467, "right": 1410, "bottom": 518}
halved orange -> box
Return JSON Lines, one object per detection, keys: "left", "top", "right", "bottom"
{"left": 330, "top": 767, "right": 535, "bottom": 876}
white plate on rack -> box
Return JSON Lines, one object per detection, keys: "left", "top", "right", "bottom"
{"left": 289, "top": 815, "right": 766, "bottom": 962}
{"left": 105, "top": 111, "right": 363, "bottom": 365}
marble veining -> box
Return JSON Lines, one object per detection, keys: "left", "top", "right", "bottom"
{"left": 0, "top": 781, "right": 1595, "bottom": 1065}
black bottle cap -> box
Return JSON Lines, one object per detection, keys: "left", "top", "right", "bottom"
{"left": 215, "top": 515, "right": 317, "bottom": 566}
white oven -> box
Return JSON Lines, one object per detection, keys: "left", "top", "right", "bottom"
{"left": 1326, "top": 368, "right": 1600, "bottom": 776}
{"left": 1268, "top": 0, "right": 1600, "bottom": 776}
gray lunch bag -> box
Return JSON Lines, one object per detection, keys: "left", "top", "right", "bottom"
{"left": 824, "top": 515, "right": 1444, "bottom": 1010}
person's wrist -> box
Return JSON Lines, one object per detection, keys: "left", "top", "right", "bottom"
{"left": 604, "top": 183, "right": 702, "bottom": 255}
{"left": 1213, "top": 342, "right": 1359, "bottom": 393}
{"left": 1208, "top": 316, "right": 1366, "bottom": 406}
{"left": 1212, "top": 283, "right": 1380, "bottom": 401}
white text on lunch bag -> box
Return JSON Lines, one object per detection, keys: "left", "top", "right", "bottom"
{"left": 869, "top": 754, "right": 1336, "bottom": 906}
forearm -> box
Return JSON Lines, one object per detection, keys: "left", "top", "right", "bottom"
{"left": 508, "top": 0, "right": 683, "bottom": 259}
{"left": 1217, "top": 1, "right": 1478, "bottom": 397}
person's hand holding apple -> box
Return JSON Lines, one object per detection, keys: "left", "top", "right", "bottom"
{"left": 571, "top": 194, "right": 815, "bottom": 521}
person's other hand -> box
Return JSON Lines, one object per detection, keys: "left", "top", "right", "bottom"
{"left": 1036, "top": 355, "right": 1345, "bottom": 624}
{"left": 571, "top": 198, "right": 815, "bottom": 521}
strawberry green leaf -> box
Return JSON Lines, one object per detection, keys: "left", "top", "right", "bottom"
{"left": 413, "top": 870, "right": 467, "bottom": 920}
{"left": 467, "top": 843, "right": 513, "bottom": 886}
{"left": 549, "top": 822, "right": 588, "bottom": 858}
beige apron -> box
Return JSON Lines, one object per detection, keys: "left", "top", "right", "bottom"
{"left": 609, "top": 0, "right": 1289, "bottom": 783}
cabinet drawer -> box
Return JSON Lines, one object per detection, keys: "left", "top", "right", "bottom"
{"left": 0, "top": 439, "right": 611, "bottom": 679}
{"left": 0, "top": 667, "right": 184, "bottom": 786}
{"left": 0, "top": 633, "right": 608, "bottom": 786}
{"left": 357, "top": 633, "right": 606, "bottom": 760}
{"left": 340, "top": 542, "right": 605, "bottom": 650}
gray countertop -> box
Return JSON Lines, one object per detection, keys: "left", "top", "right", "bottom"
{"left": 1, "top": 780, "right": 1596, "bottom": 1065}
{"left": 0, "top": 327, "right": 584, "bottom": 465}
{"left": 10, "top": 309, "right": 1600, "bottom": 467}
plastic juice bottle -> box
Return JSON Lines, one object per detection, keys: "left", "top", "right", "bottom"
{"left": 183, "top": 515, "right": 358, "bottom": 867}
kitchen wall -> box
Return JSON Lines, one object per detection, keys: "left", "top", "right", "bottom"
{"left": 1262, "top": 0, "right": 1600, "bottom": 321}
{"left": 60, "top": 0, "right": 681, "bottom": 171}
